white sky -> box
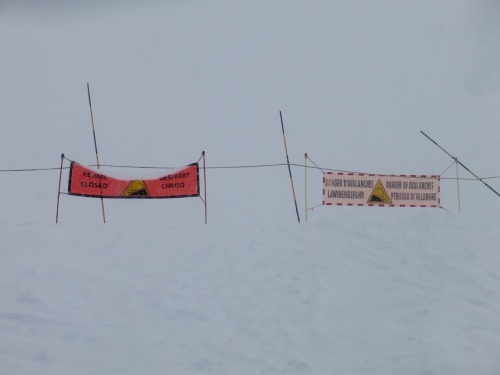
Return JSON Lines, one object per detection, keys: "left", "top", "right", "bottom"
{"left": 1, "top": 0, "right": 499, "bottom": 224}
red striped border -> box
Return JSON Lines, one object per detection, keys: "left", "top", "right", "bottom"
{"left": 323, "top": 202, "right": 439, "bottom": 208}
{"left": 322, "top": 174, "right": 440, "bottom": 207}
{"left": 324, "top": 172, "right": 439, "bottom": 178}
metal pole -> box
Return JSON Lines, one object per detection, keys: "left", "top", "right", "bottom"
{"left": 203, "top": 151, "right": 207, "bottom": 224}
{"left": 455, "top": 158, "right": 461, "bottom": 212}
{"left": 87, "top": 83, "right": 107, "bottom": 223}
{"left": 305, "top": 153, "right": 308, "bottom": 223}
{"left": 280, "top": 111, "right": 300, "bottom": 223}
{"left": 420, "top": 131, "right": 500, "bottom": 198}
{"left": 56, "top": 153, "right": 65, "bottom": 224}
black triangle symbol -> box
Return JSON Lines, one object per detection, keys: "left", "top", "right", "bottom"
{"left": 129, "top": 188, "right": 148, "bottom": 196}
{"left": 369, "top": 195, "right": 384, "bottom": 203}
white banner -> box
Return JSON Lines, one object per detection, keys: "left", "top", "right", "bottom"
{"left": 323, "top": 172, "right": 440, "bottom": 207}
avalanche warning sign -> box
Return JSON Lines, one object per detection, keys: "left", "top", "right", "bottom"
{"left": 323, "top": 172, "right": 440, "bottom": 207}
{"left": 68, "top": 162, "right": 199, "bottom": 199}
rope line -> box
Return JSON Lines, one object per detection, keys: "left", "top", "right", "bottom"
{"left": 0, "top": 167, "right": 68, "bottom": 172}
{"left": 440, "top": 160, "right": 457, "bottom": 176}
{"left": 1, "top": 162, "right": 499, "bottom": 180}
{"left": 305, "top": 155, "right": 325, "bottom": 173}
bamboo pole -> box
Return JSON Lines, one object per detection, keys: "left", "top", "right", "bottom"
{"left": 455, "top": 158, "right": 461, "bottom": 212}
{"left": 87, "top": 83, "right": 106, "bottom": 223}
{"left": 203, "top": 151, "right": 207, "bottom": 224}
{"left": 56, "top": 153, "right": 65, "bottom": 223}
{"left": 280, "top": 111, "right": 300, "bottom": 223}
{"left": 305, "top": 153, "right": 308, "bottom": 223}
{"left": 420, "top": 131, "right": 500, "bottom": 198}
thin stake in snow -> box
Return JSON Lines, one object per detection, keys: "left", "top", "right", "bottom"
{"left": 304, "top": 153, "right": 308, "bottom": 223}
{"left": 199, "top": 151, "right": 208, "bottom": 224}
{"left": 455, "top": 158, "right": 461, "bottom": 212}
{"left": 280, "top": 111, "right": 300, "bottom": 223}
{"left": 87, "top": 83, "right": 107, "bottom": 223}
{"left": 421, "top": 131, "right": 500, "bottom": 198}
{"left": 56, "top": 153, "right": 65, "bottom": 223}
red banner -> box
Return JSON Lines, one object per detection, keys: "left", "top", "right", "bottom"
{"left": 68, "top": 162, "right": 199, "bottom": 199}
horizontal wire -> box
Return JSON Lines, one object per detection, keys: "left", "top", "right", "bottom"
{"left": 1, "top": 163, "right": 499, "bottom": 180}
{"left": 0, "top": 167, "right": 68, "bottom": 172}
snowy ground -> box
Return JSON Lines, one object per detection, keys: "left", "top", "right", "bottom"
{"left": 1, "top": 211, "right": 500, "bottom": 374}
{"left": 1, "top": 0, "right": 500, "bottom": 374}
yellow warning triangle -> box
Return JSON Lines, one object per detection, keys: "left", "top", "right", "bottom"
{"left": 368, "top": 179, "right": 393, "bottom": 204}
{"left": 121, "top": 180, "right": 150, "bottom": 197}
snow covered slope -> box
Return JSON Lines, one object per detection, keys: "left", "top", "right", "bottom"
{"left": 1, "top": 210, "right": 500, "bottom": 374}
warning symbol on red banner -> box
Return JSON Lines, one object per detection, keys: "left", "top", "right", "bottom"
{"left": 68, "top": 162, "right": 199, "bottom": 199}
{"left": 121, "top": 180, "right": 150, "bottom": 197}
{"left": 56, "top": 153, "right": 208, "bottom": 224}
{"left": 367, "top": 179, "right": 393, "bottom": 204}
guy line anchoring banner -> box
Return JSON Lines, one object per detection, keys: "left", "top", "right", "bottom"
{"left": 56, "top": 153, "right": 207, "bottom": 223}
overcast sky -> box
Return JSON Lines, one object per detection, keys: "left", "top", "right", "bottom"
{"left": 1, "top": 0, "right": 499, "bottom": 223}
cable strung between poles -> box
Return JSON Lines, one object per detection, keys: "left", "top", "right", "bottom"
{"left": 2, "top": 162, "right": 500, "bottom": 179}
{"left": 2, "top": 159, "right": 500, "bottom": 181}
